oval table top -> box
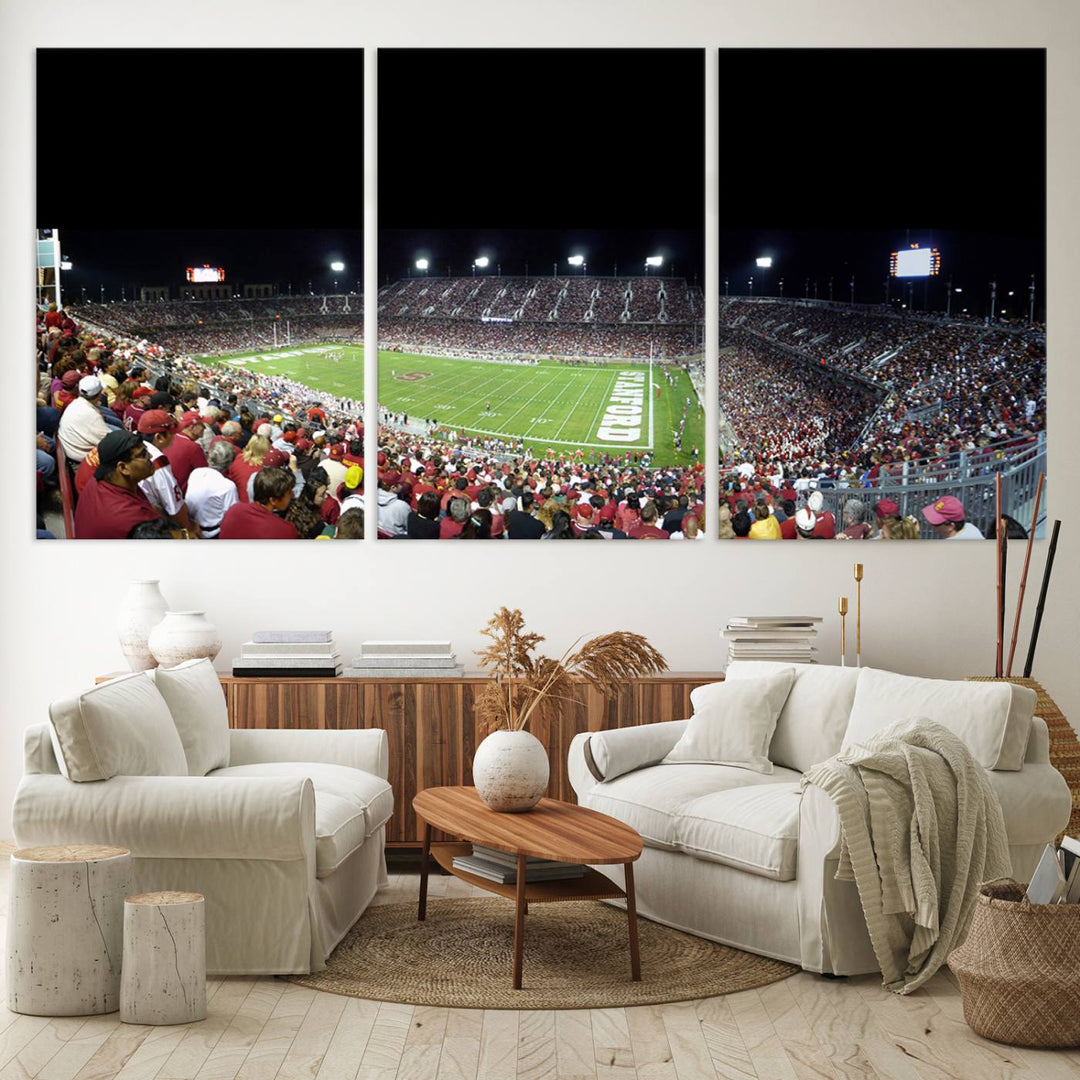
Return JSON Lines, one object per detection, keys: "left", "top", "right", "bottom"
{"left": 413, "top": 786, "right": 642, "bottom": 864}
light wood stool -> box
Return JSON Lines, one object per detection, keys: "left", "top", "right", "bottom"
{"left": 120, "top": 891, "right": 207, "bottom": 1025}
{"left": 7, "top": 844, "right": 132, "bottom": 1015}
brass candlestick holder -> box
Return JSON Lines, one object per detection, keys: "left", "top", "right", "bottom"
{"left": 838, "top": 596, "right": 849, "bottom": 666}
{"left": 853, "top": 563, "right": 864, "bottom": 668}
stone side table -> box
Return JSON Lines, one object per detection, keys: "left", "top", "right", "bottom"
{"left": 7, "top": 844, "right": 132, "bottom": 1015}
{"left": 120, "top": 891, "right": 207, "bottom": 1025}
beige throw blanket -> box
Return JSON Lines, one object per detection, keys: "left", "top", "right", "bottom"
{"left": 802, "top": 718, "right": 1011, "bottom": 994}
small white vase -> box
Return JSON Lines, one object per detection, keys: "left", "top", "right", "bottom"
{"left": 116, "top": 580, "right": 169, "bottom": 671}
{"left": 472, "top": 729, "right": 550, "bottom": 812}
{"left": 148, "top": 611, "right": 222, "bottom": 669}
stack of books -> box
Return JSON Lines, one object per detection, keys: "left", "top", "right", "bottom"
{"left": 344, "top": 641, "right": 464, "bottom": 679}
{"left": 1027, "top": 836, "right": 1080, "bottom": 904}
{"left": 451, "top": 844, "right": 587, "bottom": 884}
{"left": 723, "top": 616, "right": 822, "bottom": 665}
{"left": 232, "top": 631, "right": 341, "bottom": 677}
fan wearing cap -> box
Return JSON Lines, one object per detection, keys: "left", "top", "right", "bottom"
{"left": 922, "top": 495, "right": 984, "bottom": 539}
{"left": 57, "top": 374, "right": 113, "bottom": 464}
{"left": 244, "top": 447, "right": 302, "bottom": 504}
{"left": 73, "top": 430, "right": 162, "bottom": 539}
{"left": 136, "top": 410, "right": 200, "bottom": 537}
{"left": 165, "top": 411, "right": 208, "bottom": 494}
{"left": 807, "top": 490, "right": 836, "bottom": 539}
{"left": 871, "top": 497, "right": 901, "bottom": 539}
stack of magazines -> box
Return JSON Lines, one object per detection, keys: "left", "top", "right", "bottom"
{"left": 723, "top": 616, "right": 821, "bottom": 665}
{"left": 452, "top": 844, "right": 587, "bottom": 884}
{"left": 1026, "top": 836, "right": 1080, "bottom": 904}
{"left": 344, "top": 640, "right": 464, "bottom": 678}
{"left": 232, "top": 631, "right": 341, "bottom": 677}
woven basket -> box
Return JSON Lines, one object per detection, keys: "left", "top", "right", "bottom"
{"left": 949, "top": 879, "right": 1080, "bottom": 1047}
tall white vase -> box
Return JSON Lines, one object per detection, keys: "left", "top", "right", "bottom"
{"left": 148, "top": 611, "right": 222, "bottom": 669}
{"left": 472, "top": 729, "right": 550, "bottom": 812}
{"left": 116, "top": 580, "right": 169, "bottom": 671}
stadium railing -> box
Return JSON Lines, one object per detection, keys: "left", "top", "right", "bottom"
{"left": 54, "top": 439, "right": 77, "bottom": 540}
{"left": 780, "top": 435, "right": 1048, "bottom": 539}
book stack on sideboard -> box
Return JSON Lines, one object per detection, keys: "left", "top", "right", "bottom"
{"left": 722, "top": 616, "right": 822, "bottom": 665}
{"left": 232, "top": 631, "right": 342, "bottom": 677}
{"left": 343, "top": 641, "right": 464, "bottom": 678}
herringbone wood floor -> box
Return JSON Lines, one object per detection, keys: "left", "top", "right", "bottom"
{"left": 1, "top": 848, "right": 1078, "bottom": 1080}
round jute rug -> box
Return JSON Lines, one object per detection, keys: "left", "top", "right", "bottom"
{"left": 286, "top": 898, "right": 797, "bottom": 1009}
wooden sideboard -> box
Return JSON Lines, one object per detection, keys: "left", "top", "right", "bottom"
{"left": 219, "top": 671, "right": 722, "bottom": 848}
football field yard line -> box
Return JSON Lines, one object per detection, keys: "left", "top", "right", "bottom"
{"left": 383, "top": 362, "right": 509, "bottom": 415}
{"left": 453, "top": 367, "right": 546, "bottom": 426}
{"left": 411, "top": 365, "right": 549, "bottom": 431}
{"left": 522, "top": 368, "right": 587, "bottom": 440}
{"left": 383, "top": 361, "right": 531, "bottom": 418}
{"left": 574, "top": 367, "right": 617, "bottom": 442}
{"left": 550, "top": 368, "right": 605, "bottom": 443}
{"left": 483, "top": 368, "right": 562, "bottom": 431}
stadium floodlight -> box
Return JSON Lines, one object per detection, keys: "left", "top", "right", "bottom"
{"left": 60, "top": 260, "right": 72, "bottom": 271}
{"left": 330, "top": 261, "right": 345, "bottom": 272}
{"left": 567, "top": 255, "right": 585, "bottom": 266}
{"left": 645, "top": 256, "right": 663, "bottom": 267}
{"left": 755, "top": 257, "right": 773, "bottom": 268}
{"left": 474, "top": 257, "right": 490, "bottom": 268}
{"left": 415, "top": 259, "right": 429, "bottom": 270}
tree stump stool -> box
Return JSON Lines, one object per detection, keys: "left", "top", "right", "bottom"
{"left": 120, "top": 891, "right": 207, "bottom": 1025}
{"left": 7, "top": 844, "right": 132, "bottom": 1015}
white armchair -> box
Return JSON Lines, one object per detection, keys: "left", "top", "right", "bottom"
{"left": 12, "top": 663, "right": 392, "bottom": 975}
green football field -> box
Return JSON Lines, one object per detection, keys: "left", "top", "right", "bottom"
{"left": 204, "top": 343, "right": 704, "bottom": 465}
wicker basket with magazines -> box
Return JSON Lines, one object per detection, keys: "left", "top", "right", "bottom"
{"left": 948, "top": 878, "right": 1080, "bottom": 1048}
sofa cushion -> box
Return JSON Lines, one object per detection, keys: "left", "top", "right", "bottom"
{"left": 149, "top": 659, "right": 231, "bottom": 775}
{"left": 583, "top": 762, "right": 803, "bottom": 852}
{"left": 725, "top": 661, "right": 859, "bottom": 772}
{"left": 842, "top": 668, "right": 1036, "bottom": 771}
{"left": 49, "top": 672, "right": 188, "bottom": 781}
{"left": 677, "top": 783, "right": 802, "bottom": 881}
{"left": 310, "top": 792, "right": 369, "bottom": 878}
{"left": 210, "top": 762, "right": 394, "bottom": 838}
{"left": 663, "top": 670, "right": 795, "bottom": 774}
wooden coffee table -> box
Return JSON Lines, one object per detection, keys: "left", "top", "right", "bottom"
{"left": 413, "top": 786, "right": 644, "bottom": 990}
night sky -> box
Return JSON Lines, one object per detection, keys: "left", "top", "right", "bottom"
{"left": 38, "top": 47, "right": 1043, "bottom": 315}
{"left": 718, "top": 48, "right": 1045, "bottom": 314}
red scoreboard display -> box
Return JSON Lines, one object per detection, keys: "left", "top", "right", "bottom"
{"left": 889, "top": 244, "right": 941, "bottom": 278}
{"left": 186, "top": 265, "right": 226, "bottom": 283}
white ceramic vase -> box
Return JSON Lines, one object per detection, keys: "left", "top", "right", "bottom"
{"left": 116, "top": 580, "right": 169, "bottom": 672}
{"left": 472, "top": 729, "right": 550, "bottom": 812}
{"left": 148, "top": 611, "right": 222, "bottom": 669}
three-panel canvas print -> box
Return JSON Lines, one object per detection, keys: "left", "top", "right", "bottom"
{"left": 35, "top": 48, "right": 1046, "bottom": 542}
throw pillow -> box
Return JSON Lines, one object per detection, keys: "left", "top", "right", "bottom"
{"left": 663, "top": 670, "right": 796, "bottom": 774}
{"left": 842, "top": 668, "right": 1036, "bottom": 771}
{"left": 725, "top": 661, "right": 859, "bottom": 772}
{"left": 49, "top": 671, "right": 188, "bottom": 781}
{"left": 150, "top": 658, "right": 231, "bottom": 775}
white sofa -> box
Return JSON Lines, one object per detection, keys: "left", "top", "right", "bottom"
{"left": 11, "top": 660, "right": 393, "bottom": 976}
{"left": 568, "top": 663, "right": 1072, "bottom": 976}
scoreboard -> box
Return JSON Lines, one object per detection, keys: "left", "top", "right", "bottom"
{"left": 890, "top": 245, "right": 941, "bottom": 278}
{"left": 186, "top": 265, "right": 226, "bottom": 283}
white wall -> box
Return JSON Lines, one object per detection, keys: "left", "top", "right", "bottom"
{"left": 2, "top": 1, "right": 1078, "bottom": 838}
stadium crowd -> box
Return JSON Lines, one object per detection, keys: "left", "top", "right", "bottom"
{"left": 36, "top": 286, "right": 1042, "bottom": 542}
{"left": 380, "top": 275, "right": 702, "bottom": 325}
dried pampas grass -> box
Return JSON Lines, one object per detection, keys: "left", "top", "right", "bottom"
{"left": 475, "top": 607, "right": 667, "bottom": 734}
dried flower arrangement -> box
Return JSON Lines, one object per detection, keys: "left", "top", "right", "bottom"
{"left": 474, "top": 607, "right": 667, "bottom": 734}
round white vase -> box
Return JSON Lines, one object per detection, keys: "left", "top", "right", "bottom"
{"left": 116, "top": 580, "right": 169, "bottom": 671}
{"left": 472, "top": 729, "right": 550, "bottom": 812}
{"left": 148, "top": 611, "right": 222, "bottom": 669}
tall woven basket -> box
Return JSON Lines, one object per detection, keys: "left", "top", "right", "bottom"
{"left": 949, "top": 879, "right": 1080, "bottom": 1048}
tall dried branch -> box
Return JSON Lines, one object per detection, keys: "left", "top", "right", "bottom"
{"left": 473, "top": 609, "right": 667, "bottom": 733}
